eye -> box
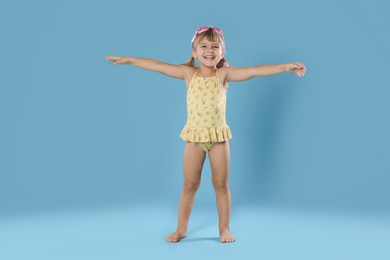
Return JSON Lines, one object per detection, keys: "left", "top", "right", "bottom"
{"left": 213, "top": 45, "right": 220, "bottom": 48}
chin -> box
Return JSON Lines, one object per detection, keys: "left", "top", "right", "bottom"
{"left": 203, "top": 64, "right": 217, "bottom": 68}
{"left": 200, "top": 61, "right": 218, "bottom": 67}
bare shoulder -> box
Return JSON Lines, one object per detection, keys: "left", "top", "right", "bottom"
{"left": 181, "top": 65, "right": 197, "bottom": 88}
{"left": 180, "top": 64, "right": 196, "bottom": 78}
{"left": 217, "top": 67, "right": 230, "bottom": 87}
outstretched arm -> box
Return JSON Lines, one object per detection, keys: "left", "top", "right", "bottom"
{"left": 226, "top": 62, "right": 306, "bottom": 82}
{"left": 105, "top": 56, "right": 189, "bottom": 80}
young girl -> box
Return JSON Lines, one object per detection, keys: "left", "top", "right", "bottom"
{"left": 106, "top": 26, "right": 306, "bottom": 243}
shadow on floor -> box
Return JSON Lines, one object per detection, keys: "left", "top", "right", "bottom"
{"left": 179, "top": 237, "right": 221, "bottom": 243}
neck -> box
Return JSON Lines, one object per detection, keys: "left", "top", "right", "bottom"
{"left": 197, "top": 66, "right": 217, "bottom": 77}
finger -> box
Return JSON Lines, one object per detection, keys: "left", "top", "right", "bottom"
{"left": 298, "top": 65, "right": 304, "bottom": 73}
{"left": 290, "top": 64, "right": 298, "bottom": 72}
{"left": 292, "top": 63, "right": 299, "bottom": 69}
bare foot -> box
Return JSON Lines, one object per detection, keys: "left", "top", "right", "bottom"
{"left": 220, "top": 229, "right": 235, "bottom": 243}
{"left": 166, "top": 229, "right": 187, "bottom": 243}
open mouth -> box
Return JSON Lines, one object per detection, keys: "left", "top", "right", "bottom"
{"left": 203, "top": 55, "right": 215, "bottom": 61}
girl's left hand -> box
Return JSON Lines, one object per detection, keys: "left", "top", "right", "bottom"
{"left": 285, "top": 62, "right": 306, "bottom": 77}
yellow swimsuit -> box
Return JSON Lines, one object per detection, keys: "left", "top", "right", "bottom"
{"left": 179, "top": 69, "right": 232, "bottom": 153}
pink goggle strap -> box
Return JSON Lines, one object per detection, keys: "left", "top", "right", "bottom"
{"left": 191, "top": 26, "right": 224, "bottom": 44}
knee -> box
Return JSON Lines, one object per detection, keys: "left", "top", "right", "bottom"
{"left": 183, "top": 180, "right": 200, "bottom": 192}
{"left": 212, "top": 180, "right": 229, "bottom": 191}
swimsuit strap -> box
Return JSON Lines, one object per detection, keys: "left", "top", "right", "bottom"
{"left": 216, "top": 68, "right": 224, "bottom": 85}
{"left": 190, "top": 69, "right": 198, "bottom": 82}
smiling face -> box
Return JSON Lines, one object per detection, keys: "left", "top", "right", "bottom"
{"left": 192, "top": 37, "right": 224, "bottom": 68}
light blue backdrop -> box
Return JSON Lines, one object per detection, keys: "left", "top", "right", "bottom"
{"left": 1, "top": 0, "right": 389, "bottom": 217}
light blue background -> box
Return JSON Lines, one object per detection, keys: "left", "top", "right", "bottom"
{"left": 1, "top": 0, "right": 389, "bottom": 259}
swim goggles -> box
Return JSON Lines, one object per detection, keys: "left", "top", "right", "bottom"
{"left": 191, "top": 26, "right": 224, "bottom": 43}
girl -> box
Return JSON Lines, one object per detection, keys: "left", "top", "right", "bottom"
{"left": 106, "top": 26, "right": 306, "bottom": 243}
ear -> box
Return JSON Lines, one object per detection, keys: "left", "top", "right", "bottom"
{"left": 192, "top": 49, "right": 197, "bottom": 59}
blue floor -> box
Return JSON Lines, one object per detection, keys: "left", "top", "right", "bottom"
{"left": 1, "top": 204, "right": 389, "bottom": 260}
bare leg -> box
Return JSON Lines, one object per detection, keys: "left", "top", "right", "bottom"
{"left": 166, "top": 141, "right": 206, "bottom": 242}
{"left": 208, "top": 141, "right": 235, "bottom": 243}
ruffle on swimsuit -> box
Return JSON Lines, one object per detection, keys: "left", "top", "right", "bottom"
{"left": 180, "top": 125, "right": 232, "bottom": 143}
{"left": 179, "top": 69, "right": 233, "bottom": 143}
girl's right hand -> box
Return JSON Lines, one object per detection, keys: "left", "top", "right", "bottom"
{"left": 105, "top": 56, "right": 127, "bottom": 64}
{"left": 285, "top": 62, "right": 306, "bottom": 77}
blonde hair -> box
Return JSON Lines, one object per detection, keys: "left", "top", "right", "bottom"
{"left": 184, "top": 28, "right": 228, "bottom": 68}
